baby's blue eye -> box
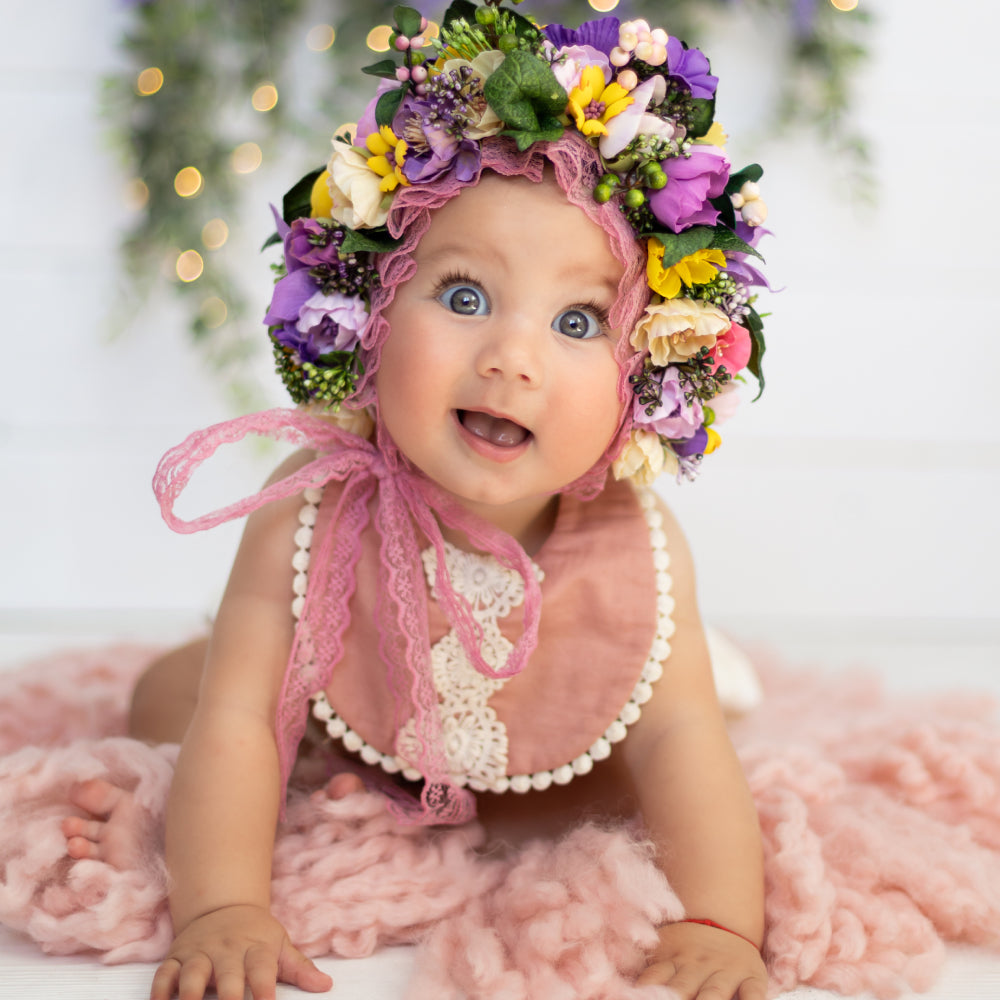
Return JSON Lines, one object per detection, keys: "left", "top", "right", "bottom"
{"left": 439, "top": 284, "right": 488, "bottom": 316}
{"left": 553, "top": 308, "right": 602, "bottom": 340}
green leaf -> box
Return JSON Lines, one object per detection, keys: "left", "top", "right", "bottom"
{"left": 687, "top": 97, "right": 716, "bottom": 139}
{"left": 483, "top": 50, "right": 567, "bottom": 146}
{"left": 726, "top": 163, "right": 764, "bottom": 195}
{"left": 362, "top": 58, "right": 400, "bottom": 80}
{"left": 442, "top": 1, "right": 477, "bottom": 29}
{"left": 261, "top": 231, "right": 282, "bottom": 251}
{"left": 744, "top": 306, "right": 766, "bottom": 400}
{"left": 341, "top": 227, "right": 404, "bottom": 254}
{"left": 643, "top": 227, "right": 714, "bottom": 269}
{"left": 282, "top": 167, "right": 324, "bottom": 225}
{"left": 393, "top": 5, "right": 423, "bottom": 39}
{"left": 710, "top": 193, "right": 737, "bottom": 230}
{"left": 710, "top": 227, "right": 765, "bottom": 262}
{"left": 375, "top": 86, "right": 406, "bottom": 127}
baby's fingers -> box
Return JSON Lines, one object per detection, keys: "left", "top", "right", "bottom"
{"left": 275, "top": 941, "right": 334, "bottom": 994}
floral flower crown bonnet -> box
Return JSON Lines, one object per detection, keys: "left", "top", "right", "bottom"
{"left": 264, "top": 0, "right": 771, "bottom": 484}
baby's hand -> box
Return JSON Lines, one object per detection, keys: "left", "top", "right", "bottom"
{"left": 150, "top": 903, "right": 332, "bottom": 1000}
{"left": 637, "top": 920, "right": 767, "bottom": 1000}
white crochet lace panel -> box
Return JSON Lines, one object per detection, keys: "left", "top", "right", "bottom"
{"left": 303, "top": 487, "right": 675, "bottom": 793}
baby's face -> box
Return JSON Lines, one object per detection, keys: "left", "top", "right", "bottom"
{"left": 376, "top": 172, "right": 626, "bottom": 519}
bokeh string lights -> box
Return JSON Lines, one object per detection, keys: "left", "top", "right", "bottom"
{"left": 109, "top": 0, "right": 867, "bottom": 406}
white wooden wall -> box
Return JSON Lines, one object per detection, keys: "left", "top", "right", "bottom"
{"left": 2, "top": 1, "right": 998, "bottom": 651}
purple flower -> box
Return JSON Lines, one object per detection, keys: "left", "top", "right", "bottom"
{"left": 264, "top": 268, "right": 318, "bottom": 328}
{"left": 672, "top": 426, "right": 709, "bottom": 457}
{"left": 269, "top": 288, "right": 367, "bottom": 364}
{"left": 544, "top": 17, "right": 620, "bottom": 56}
{"left": 665, "top": 37, "right": 718, "bottom": 100}
{"left": 649, "top": 145, "right": 730, "bottom": 232}
{"left": 284, "top": 217, "right": 344, "bottom": 272}
{"left": 394, "top": 90, "right": 483, "bottom": 185}
{"left": 633, "top": 367, "right": 704, "bottom": 440}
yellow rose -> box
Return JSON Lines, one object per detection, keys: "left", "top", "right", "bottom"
{"left": 629, "top": 298, "right": 730, "bottom": 366}
{"left": 327, "top": 136, "right": 391, "bottom": 229}
{"left": 612, "top": 429, "right": 678, "bottom": 485}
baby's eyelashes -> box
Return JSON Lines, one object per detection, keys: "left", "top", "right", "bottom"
{"left": 552, "top": 306, "right": 608, "bottom": 341}
{"left": 437, "top": 282, "right": 489, "bottom": 316}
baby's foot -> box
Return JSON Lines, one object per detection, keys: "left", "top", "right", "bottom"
{"left": 323, "top": 772, "right": 365, "bottom": 800}
{"left": 61, "top": 778, "right": 144, "bottom": 870}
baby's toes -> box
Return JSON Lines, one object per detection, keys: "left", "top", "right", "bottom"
{"left": 67, "top": 778, "right": 125, "bottom": 818}
{"left": 324, "top": 773, "right": 365, "bottom": 800}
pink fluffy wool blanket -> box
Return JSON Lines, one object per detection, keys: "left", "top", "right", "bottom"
{"left": 1, "top": 645, "right": 999, "bottom": 999}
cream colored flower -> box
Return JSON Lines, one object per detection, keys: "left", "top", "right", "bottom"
{"left": 630, "top": 298, "right": 730, "bottom": 366}
{"left": 438, "top": 51, "right": 505, "bottom": 139}
{"left": 612, "top": 428, "right": 677, "bottom": 485}
{"left": 327, "top": 131, "right": 391, "bottom": 229}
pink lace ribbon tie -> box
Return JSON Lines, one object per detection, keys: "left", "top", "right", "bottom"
{"left": 152, "top": 407, "right": 542, "bottom": 825}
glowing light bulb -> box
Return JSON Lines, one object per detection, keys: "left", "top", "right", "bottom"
{"left": 201, "top": 218, "right": 229, "bottom": 250}
{"left": 306, "top": 24, "right": 336, "bottom": 51}
{"left": 252, "top": 83, "right": 278, "bottom": 112}
{"left": 423, "top": 21, "right": 440, "bottom": 40}
{"left": 588, "top": 0, "right": 620, "bottom": 10}
{"left": 136, "top": 67, "right": 163, "bottom": 96}
{"left": 366, "top": 25, "right": 392, "bottom": 52}
{"left": 176, "top": 250, "right": 204, "bottom": 282}
{"left": 200, "top": 297, "right": 228, "bottom": 328}
{"left": 124, "top": 178, "right": 149, "bottom": 211}
{"left": 830, "top": 0, "right": 858, "bottom": 9}
{"left": 231, "top": 142, "right": 263, "bottom": 174}
{"left": 174, "top": 166, "right": 203, "bottom": 198}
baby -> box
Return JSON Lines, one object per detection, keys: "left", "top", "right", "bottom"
{"left": 63, "top": 4, "right": 772, "bottom": 999}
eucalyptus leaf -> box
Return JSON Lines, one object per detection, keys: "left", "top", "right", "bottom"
{"left": 393, "top": 4, "right": 423, "bottom": 39}
{"left": 341, "top": 227, "right": 404, "bottom": 254}
{"left": 282, "top": 167, "right": 324, "bottom": 225}
{"left": 375, "top": 85, "right": 406, "bottom": 127}
{"left": 710, "top": 227, "right": 765, "bottom": 262}
{"left": 483, "top": 50, "right": 566, "bottom": 145}
{"left": 362, "top": 58, "right": 400, "bottom": 80}
{"left": 644, "top": 227, "right": 714, "bottom": 269}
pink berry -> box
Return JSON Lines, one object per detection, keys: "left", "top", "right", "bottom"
{"left": 395, "top": 66, "right": 411, "bottom": 82}
{"left": 395, "top": 35, "right": 410, "bottom": 51}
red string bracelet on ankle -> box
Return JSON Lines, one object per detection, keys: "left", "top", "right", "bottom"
{"left": 681, "top": 918, "right": 760, "bottom": 951}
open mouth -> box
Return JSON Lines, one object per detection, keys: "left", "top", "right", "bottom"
{"left": 457, "top": 409, "right": 531, "bottom": 448}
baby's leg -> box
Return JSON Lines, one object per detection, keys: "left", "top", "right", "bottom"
{"left": 128, "top": 637, "right": 208, "bottom": 743}
{"left": 61, "top": 639, "right": 207, "bottom": 867}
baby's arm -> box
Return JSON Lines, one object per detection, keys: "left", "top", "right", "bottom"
{"left": 151, "top": 451, "right": 332, "bottom": 1000}
{"left": 623, "top": 497, "right": 767, "bottom": 1000}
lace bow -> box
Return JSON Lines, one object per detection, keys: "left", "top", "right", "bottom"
{"left": 153, "top": 407, "right": 542, "bottom": 824}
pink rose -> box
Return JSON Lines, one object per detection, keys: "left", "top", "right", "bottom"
{"left": 709, "top": 321, "right": 751, "bottom": 376}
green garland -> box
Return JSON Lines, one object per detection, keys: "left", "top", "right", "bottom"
{"left": 105, "top": 0, "right": 870, "bottom": 404}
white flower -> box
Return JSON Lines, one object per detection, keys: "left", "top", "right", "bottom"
{"left": 613, "top": 429, "right": 677, "bottom": 485}
{"left": 438, "top": 50, "right": 506, "bottom": 139}
{"left": 327, "top": 137, "right": 390, "bottom": 229}
{"left": 630, "top": 298, "right": 731, "bottom": 366}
